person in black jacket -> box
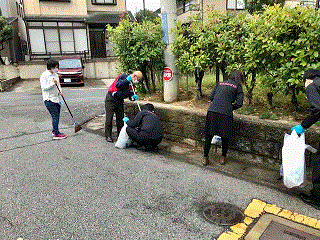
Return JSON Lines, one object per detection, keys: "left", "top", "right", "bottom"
{"left": 105, "top": 71, "right": 143, "bottom": 142}
{"left": 203, "top": 70, "right": 244, "bottom": 166}
{"left": 124, "top": 103, "right": 163, "bottom": 150}
{"left": 291, "top": 69, "right": 320, "bottom": 209}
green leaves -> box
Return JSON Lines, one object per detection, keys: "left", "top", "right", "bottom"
{"left": 0, "top": 17, "right": 13, "bottom": 45}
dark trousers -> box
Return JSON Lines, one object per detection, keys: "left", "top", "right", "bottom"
{"left": 105, "top": 93, "right": 124, "bottom": 138}
{"left": 311, "top": 151, "right": 320, "bottom": 198}
{"left": 44, "top": 100, "right": 61, "bottom": 135}
{"left": 126, "top": 126, "right": 162, "bottom": 148}
{"left": 204, "top": 133, "right": 229, "bottom": 157}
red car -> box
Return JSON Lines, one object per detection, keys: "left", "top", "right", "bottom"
{"left": 58, "top": 56, "right": 85, "bottom": 86}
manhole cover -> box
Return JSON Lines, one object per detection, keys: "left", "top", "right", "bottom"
{"left": 203, "top": 202, "right": 244, "bottom": 226}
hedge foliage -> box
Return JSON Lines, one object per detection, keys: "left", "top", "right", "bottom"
{"left": 172, "top": 5, "right": 320, "bottom": 105}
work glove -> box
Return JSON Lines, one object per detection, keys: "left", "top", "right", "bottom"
{"left": 123, "top": 117, "right": 129, "bottom": 124}
{"left": 126, "top": 75, "right": 132, "bottom": 82}
{"left": 291, "top": 124, "right": 306, "bottom": 134}
{"left": 132, "top": 94, "right": 139, "bottom": 101}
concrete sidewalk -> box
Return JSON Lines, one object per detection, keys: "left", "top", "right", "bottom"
{"left": 84, "top": 114, "right": 313, "bottom": 199}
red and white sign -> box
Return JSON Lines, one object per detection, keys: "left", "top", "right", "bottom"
{"left": 163, "top": 67, "right": 173, "bottom": 81}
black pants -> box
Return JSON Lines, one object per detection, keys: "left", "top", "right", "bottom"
{"left": 311, "top": 151, "right": 320, "bottom": 198}
{"left": 104, "top": 93, "right": 124, "bottom": 138}
{"left": 126, "top": 126, "right": 162, "bottom": 148}
{"left": 204, "top": 133, "right": 229, "bottom": 157}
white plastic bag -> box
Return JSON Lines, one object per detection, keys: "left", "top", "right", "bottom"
{"left": 211, "top": 135, "right": 222, "bottom": 145}
{"left": 282, "top": 130, "right": 306, "bottom": 188}
{"left": 115, "top": 124, "right": 131, "bottom": 149}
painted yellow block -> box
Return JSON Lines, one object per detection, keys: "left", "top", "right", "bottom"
{"left": 302, "top": 217, "right": 318, "bottom": 228}
{"left": 264, "top": 204, "right": 281, "bottom": 215}
{"left": 243, "top": 217, "right": 254, "bottom": 225}
{"left": 230, "top": 223, "right": 247, "bottom": 235}
{"left": 217, "top": 232, "right": 240, "bottom": 240}
{"left": 315, "top": 221, "right": 320, "bottom": 230}
{"left": 278, "top": 209, "right": 293, "bottom": 219}
{"left": 290, "top": 213, "right": 305, "bottom": 223}
{"left": 244, "top": 199, "right": 266, "bottom": 218}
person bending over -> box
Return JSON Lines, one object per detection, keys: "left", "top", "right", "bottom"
{"left": 124, "top": 103, "right": 163, "bottom": 150}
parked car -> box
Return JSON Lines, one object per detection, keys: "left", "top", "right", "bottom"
{"left": 58, "top": 56, "right": 84, "bottom": 86}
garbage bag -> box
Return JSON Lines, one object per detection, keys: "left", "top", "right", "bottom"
{"left": 282, "top": 130, "right": 306, "bottom": 188}
{"left": 211, "top": 135, "right": 222, "bottom": 145}
{"left": 115, "top": 124, "right": 131, "bottom": 149}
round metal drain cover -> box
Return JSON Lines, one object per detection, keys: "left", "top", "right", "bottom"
{"left": 203, "top": 202, "right": 244, "bottom": 226}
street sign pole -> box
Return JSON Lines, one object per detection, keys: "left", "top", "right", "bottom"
{"left": 160, "top": 0, "right": 178, "bottom": 103}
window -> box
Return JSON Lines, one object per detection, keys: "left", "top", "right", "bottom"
{"left": 39, "top": 0, "right": 71, "bottom": 2}
{"left": 91, "top": 0, "right": 116, "bottom": 5}
{"left": 177, "top": 0, "right": 196, "bottom": 15}
{"left": 27, "top": 21, "right": 88, "bottom": 55}
{"left": 227, "top": 0, "right": 245, "bottom": 10}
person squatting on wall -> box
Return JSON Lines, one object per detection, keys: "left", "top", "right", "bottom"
{"left": 124, "top": 103, "right": 163, "bottom": 151}
{"left": 203, "top": 70, "right": 244, "bottom": 166}
{"left": 291, "top": 69, "right": 320, "bottom": 209}
{"left": 105, "top": 71, "right": 143, "bottom": 143}
{"left": 40, "top": 59, "right": 67, "bottom": 140}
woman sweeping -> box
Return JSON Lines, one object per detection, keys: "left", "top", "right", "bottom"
{"left": 203, "top": 70, "right": 244, "bottom": 166}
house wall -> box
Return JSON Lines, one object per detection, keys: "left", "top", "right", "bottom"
{"left": 24, "top": 0, "right": 87, "bottom": 16}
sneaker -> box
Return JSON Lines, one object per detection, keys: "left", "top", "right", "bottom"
{"left": 53, "top": 133, "right": 67, "bottom": 140}
{"left": 299, "top": 193, "right": 320, "bottom": 210}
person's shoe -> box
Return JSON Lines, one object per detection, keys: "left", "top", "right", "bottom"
{"left": 300, "top": 193, "right": 320, "bottom": 210}
{"left": 202, "top": 156, "right": 209, "bottom": 166}
{"left": 106, "top": 136, "right": 114, "bottom": 143}
{"left": 219, "top": 156, "right": 226, "bottom": 165}
{"left": 53, "top": 133, "right": 67, "bottom": 140}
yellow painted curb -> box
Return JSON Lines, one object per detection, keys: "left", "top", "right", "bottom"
{"left": 217, "top": 199, "right": 320, "bottom": 240}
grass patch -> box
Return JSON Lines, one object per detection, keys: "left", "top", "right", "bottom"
{"left": 259, "top": 109, "right": 279, "bottom": 120}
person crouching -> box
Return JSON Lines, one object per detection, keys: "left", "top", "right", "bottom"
{"left": 124, "top": 103, "right": 163, "bottom": 151}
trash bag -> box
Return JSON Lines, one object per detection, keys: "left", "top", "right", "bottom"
{"left": 282, "top": 130, "right": 307, "bottom": 188}
{"left": 115, "top": 124, "right": 131, "bottom": 149}
{"left": 211, "top": 135, "right": 222, "bottom": 145}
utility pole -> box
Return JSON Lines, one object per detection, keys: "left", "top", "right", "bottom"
{"left": 143, "top": 0, "right": 146, "bottom": 18}
{"left": 160, "top": 0, "right": 178, "bottom": 103}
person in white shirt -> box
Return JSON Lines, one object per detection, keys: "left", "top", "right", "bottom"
{"left": 40, "top": 59, "right": 67, "bottom": 140}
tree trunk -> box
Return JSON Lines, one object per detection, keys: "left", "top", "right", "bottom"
{"left": 142, "top": 65, "right": 150, "bottom": 93}
{"left": 247, "top": 70, "right": 257, "bottom": 105}
{"left": 267, "top": 92, "right": 273, "bottom": 107}
{"left": 215, "top": 66, "right": 220, "bottom": 84}
{"left": 195, "top": 70, "right": 204, "bottom": 99}
{"left": 150, "top": 67, "right": 156, "bottom": 92}
{"left": 291, "top": 86, "right": 298, "bottom": 111}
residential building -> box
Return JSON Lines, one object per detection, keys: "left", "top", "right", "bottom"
{"left": 176, "top": 0, "right": 245, "bottom": 21}
{"left": 0, "top": 0, "right": 26, "bottom": 63}
{"left": 22, "top": 0, "right": 132, "bottom": 59}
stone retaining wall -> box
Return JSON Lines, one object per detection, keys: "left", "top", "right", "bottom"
{"left": 124, "top": 101, "right": 320, "bottom": 170}
{"left": 0, "top": 65, "right": 20, "bottom": 91}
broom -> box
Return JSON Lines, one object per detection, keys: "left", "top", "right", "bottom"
{"left": 55, "top": 83, "right": 82, "bottom": 133}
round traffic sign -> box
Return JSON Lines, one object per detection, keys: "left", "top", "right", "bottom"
{"left": 163, "top": 67, "right": 173, "bottom": 81}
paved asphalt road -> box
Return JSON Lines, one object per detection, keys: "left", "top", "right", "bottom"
{"left": 1, "top": 82, "right": 320, "bottom": 239}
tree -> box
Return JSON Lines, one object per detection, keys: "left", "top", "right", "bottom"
{"left": 0, "top": 17, "right": 13, "bottom": 65}
{"left": 135, "top": 9, "right": 159, "bottom": 23}
{"left": 244, "top": 0, "right": 285, "bottom": 13}
{"left": 106, "top": 19, "right": 165, "bottom": 93}
{"left": 172, "top": 18, "right": 212, "bottom": 99}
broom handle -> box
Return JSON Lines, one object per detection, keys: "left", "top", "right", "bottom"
{"left": 130, "top": 81, "right": 141, "bottom": 111}
{"left": 55, "top": 82, "right": 75, "bottom": 121}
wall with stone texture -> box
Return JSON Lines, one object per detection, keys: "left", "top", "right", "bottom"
{"left": 124, "top": 101, "right": 320, "bottom": 171}
{"left": 0, "top": 65, "right": 20, "bottom": 91}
